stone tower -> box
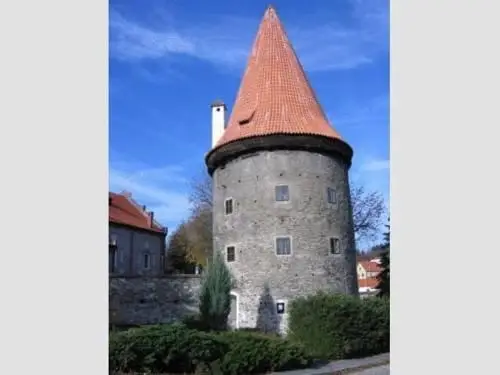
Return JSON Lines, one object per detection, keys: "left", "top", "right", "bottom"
{"left": 205, "top": 6, "right": 358, "bottom": 334}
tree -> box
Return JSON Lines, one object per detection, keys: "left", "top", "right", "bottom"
{"left": 376, "top": 218, "right": 390, "bottom": 298}
{"left": 199, "top": 250, "right": 233, "bottom": 331}
{"left": 165, "top": 223, "right": 196, "bottom": 273}
{"left": 350, "top": 182, "right": 386, "bottom": 244}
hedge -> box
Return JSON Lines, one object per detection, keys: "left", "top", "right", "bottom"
{"left": 109, "top": 323, "right": 313, "bottom": 374}
{"left": 109, "top": 324, "right": 226, "bottom": 374}
{"left": 288, "top": 292, "right": 390, "bottom": 360}
{"left": 217, "top": 330, "right": 312, "bottom": 374}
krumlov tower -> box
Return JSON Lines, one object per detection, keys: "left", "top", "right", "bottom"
{"left": 205, "top": 6, "right": 358, "bottom": 333}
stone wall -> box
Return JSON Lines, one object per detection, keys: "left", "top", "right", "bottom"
{"left": 109, "top": 275, "right": 202, "bottom": 326}
{"left": 213, "top": 150, "right": 358, "bottom": 333}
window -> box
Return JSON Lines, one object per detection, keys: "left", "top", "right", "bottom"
{"left": 330, "top": 237, "right": 340, "bottom": 254}
{"left": 276, "top": 237, "right": 291, "bottom": 255}
{"left": 109, "top": 248, "right": 117, "bottom": 273}
{"left": 275, "top": 185, "right": 289, "bottom": 201}
{"left": 227, "top": 246, "right": 235, "bottom": 262}
{"left": 276, "top": 302, "right": 286, "bottom": 315}
{"left": 225, "top": 199, "right": 233, "bottom": 215}
{"left": 327, "top": 187, "right": 337, "bottom": 204}
{"left": 144, "top": 240, "right": 150, "bottom": 250}
{"left": 143, "top": 253, "right": 150, "bottom": 269}
{"left": 110, "top": 233, "right": 118, "bottom": 246}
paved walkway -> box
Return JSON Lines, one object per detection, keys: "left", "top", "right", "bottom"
{"left": 271, "top": 353, "right": 390, "bottom": 375}
{"left": 351, "top": 364, "right": 389, "bottom": 375}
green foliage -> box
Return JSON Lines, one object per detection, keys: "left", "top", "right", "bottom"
{"left": 109, "top": 324, "right": 313, "bottom": 374}
{"left": 376, "top": 251, "right": 390, "bottom": 297}
{"left": 216, "top": 330, "right": 313, "bottom": 374}
{"left": 199, "top": 250, "right": 233, "bottom": 331}
{"left": 377, "top": 217, "right": 390, "bottom": 297}
{"left": 288, "top": 292, "right": 390, "bottom": 360}
{"left": 109, "top": 324, "right": 227, "bottom": 374}
{"left": 166, "top": 223, "right": 196, "bottom": 273}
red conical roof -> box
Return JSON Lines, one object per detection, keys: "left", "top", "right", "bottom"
{"left": 214, "top": 5, "right": 343, "bottom": 149}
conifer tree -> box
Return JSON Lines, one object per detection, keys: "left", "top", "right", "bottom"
{"left": 199, "top": 250, "right": 233, "bottom": 331}
{"left": 377, "top": 218, "right": 390, "bottom": 297}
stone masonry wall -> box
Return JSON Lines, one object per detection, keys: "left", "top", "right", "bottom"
{"left": 213, "top": 150, "right": 359, "bottom": 334}
{"left": 109, "top": 275, "right": 202, "bottom": 326}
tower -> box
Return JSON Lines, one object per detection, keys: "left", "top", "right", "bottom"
{"left": 205, "top": 6, "right": 358, "bottom": 334}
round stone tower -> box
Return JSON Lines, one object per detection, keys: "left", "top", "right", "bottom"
{"left": 205, "top": 5, "right": 358, "bottom": 334}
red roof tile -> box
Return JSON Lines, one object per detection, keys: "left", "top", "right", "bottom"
{"left": 359, "top": 260, "right": 383, "bottom": 274}
{"left": 109, "top": 192, "right": 165, "bottom": 234}
{"left": 213, "top": 5, "right": 343, "bottom": 149}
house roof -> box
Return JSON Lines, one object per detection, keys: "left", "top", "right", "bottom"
{"left": 109, "top": 191, "right": 165, "bottom": 234}
{"left": 358, "top": 260, "right": 383, "bottom": 274}
{"left": 358, "top": 277, "right": 380, "bottom": 289}
{"left": 212, "top": 5, "right": 344, "bottom": 150}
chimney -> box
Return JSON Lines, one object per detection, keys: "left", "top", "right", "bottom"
{"left": 148, "top": 211, "right": 154, "bottom": 227}
{"left": 142, "top": 205, "right": 147, "bottom": 211}
{"left": 211, "top": 100, "right": 226, "bottom": 148}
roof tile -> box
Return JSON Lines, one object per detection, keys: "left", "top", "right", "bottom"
{"left": 214, "top": 5, "right": 343, "bottom": 149}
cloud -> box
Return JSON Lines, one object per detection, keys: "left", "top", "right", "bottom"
{"left": 361, "top": 159, "right": 390, "bottom": 172}
{"left": 109, "top": 154, "right": 192, "bottom": 229}
{"left": 109, "top": 0, "right": 388, "bottom": 73}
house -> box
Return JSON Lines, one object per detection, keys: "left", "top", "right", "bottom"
{"left": 358, "top": 277, "right": 380, "bottom": 298}
{"left": 357, "top": 259, "right": 383, "bottom": 298}
{"left": 109, "top": 191, "right": 168, "bottom": 276}
{"left": 357, "top": 259, "right": 383, "bottom": 279}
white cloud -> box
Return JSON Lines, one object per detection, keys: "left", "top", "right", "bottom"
{"left": 362, "top": 159, "right": 390, "bottom": 172}
{"left": 109, "top": 0, "right": 388, "bottom": 73}
{"left": 109, "top": 156, "right": 191, "bottom": 230}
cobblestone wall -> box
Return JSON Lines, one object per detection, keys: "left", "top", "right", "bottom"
{"left": 109, "top": 275, "right": 202, "bottom": 326}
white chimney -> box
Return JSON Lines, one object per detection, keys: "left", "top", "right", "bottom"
{"left": 211, "top": 100, "right": 226, "bottom": 148}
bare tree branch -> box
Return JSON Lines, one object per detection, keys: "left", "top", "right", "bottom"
{"left": 350, "top": 181, "right": 385, "bottom": 243}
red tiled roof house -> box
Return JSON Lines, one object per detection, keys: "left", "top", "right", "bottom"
{"left": 109, "top": 191, "right": 168, "bottom": 276}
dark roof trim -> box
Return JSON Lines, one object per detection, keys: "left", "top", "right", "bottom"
{"left": 205, "top": 133, "right": 353, "bottom": 175}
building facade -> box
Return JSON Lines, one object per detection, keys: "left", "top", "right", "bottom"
{"left": 109, "top": 191, "right": 168, "bottom": 277}
{"left": 205, "top": 6, "right": 359, "bottom": 334}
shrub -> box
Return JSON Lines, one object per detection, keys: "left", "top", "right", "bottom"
{"left": 109, "top": 324, "right": 227, "bottom": 374}
{"left": 181, "top": 314, "right": 211, "bottom": 332}
{"left": 199, "top": 250, "right": 233, "bottom": 331}
{"left": 109, "top": 324, "right": 313, "bottom": 374}
{"left": 288, "top": 292, "right": 390, "bottom": 360}
{"left": 217, "top": 330, "right": 313, "bottom": 374}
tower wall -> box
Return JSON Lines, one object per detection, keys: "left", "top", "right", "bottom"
{"left": 212, "top": 149, "right": 358, "bottom": 333}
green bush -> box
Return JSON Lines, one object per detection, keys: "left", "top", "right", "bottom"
{"left": 109, "top": 324, "right": 227, "bottom": 374}
{"left": 109, "top": 324, "right": 313, "bottom": 374}
{"left": 288, "top": 292, "right": 390, "bottom": 360}
{"left": 199, "top": 250, "right": 233, "bottom": 331}
{"left": 217, "top": 330, "right": 313, "bottom": 375}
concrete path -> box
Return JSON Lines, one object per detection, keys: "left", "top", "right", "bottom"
{"left": 351, "top": 364, "right": 389, "bottom": 375}
{"left": 271, "top": 353, "right": 390, "bottom": 375}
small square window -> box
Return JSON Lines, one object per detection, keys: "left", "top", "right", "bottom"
{"left": 226, "top": 246, "right": 235, "bottom": 262}
{"left": 225, "top": 199, "right": 233, "bottom": 215}
{"left": 327, "top": 188, "right": 337, "bottom": 204}
{"left": 275, "top": 185, "right": 290, "bottom": 201}
{"left": 143, "top": 253, "right": 151, "bottom": 269}
{"left": 276, "top": 302, "right": 285, "bottom": 314}
{"left": 330, "top": 238, "right": 340, "bottom": 254}
{"left": 276, "top": 237, "right": 291, "bottom": 255}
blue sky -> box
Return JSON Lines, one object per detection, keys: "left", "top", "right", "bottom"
{"left": 109, "top": 0, "right": 389, "bottom": 244}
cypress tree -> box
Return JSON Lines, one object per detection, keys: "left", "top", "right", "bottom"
{"left": 199, "top": 250, "right": 233, "bottom": 331}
